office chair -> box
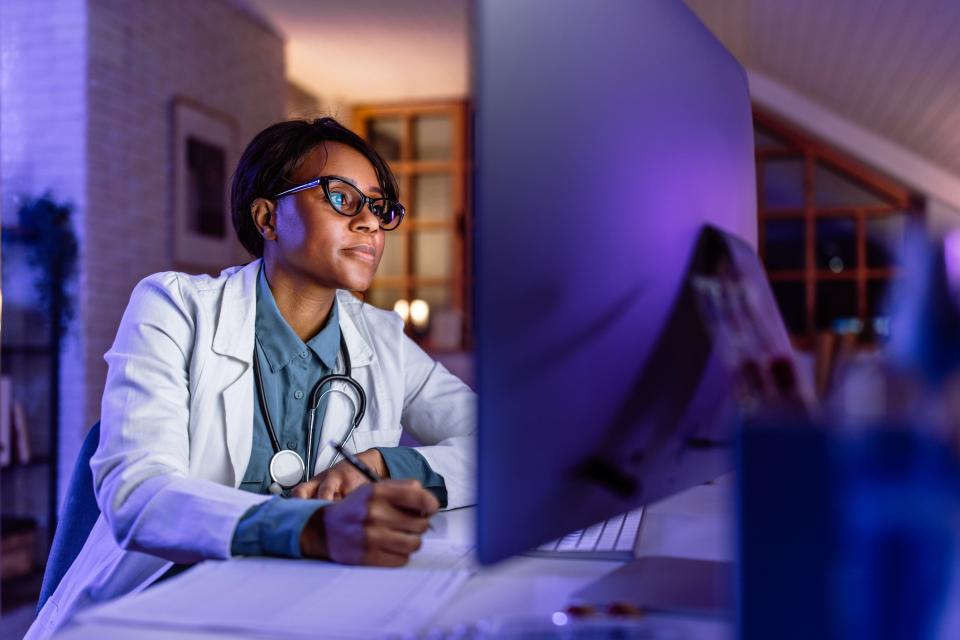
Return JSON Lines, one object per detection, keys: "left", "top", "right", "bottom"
{"left": 36, "top": 421, "right": 102, "bottom": 614}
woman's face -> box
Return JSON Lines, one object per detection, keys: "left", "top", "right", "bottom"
{"left": 268, "top": 142, "right": 386, "bottom": 291}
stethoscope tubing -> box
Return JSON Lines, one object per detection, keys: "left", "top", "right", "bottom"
{"left": 305, "top": 375, "right": 366, "bottom": 475}
{"left": 253, "top": 331, "right": 367, "bottom": 485}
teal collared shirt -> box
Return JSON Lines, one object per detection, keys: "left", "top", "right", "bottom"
{"left": 242, "top": 266, "right": 341, "bottom": 494}
{"left": 230, "top": 268, "right": 447, "bottom": 558}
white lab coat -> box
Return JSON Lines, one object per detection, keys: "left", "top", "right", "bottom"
{"left": 27, "top": 259, "right": 476, "bottom": 639}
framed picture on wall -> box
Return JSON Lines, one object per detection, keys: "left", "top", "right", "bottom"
{"left": 171, "top": 97, "right": 238, "bottom": 273}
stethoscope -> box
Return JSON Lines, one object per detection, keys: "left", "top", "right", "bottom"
{"left": 253, "top": 332, "right": 367, "bottom": 495}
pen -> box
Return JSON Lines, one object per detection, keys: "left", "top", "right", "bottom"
{"left": 330, "top": 439, "right": 434, "bottom": 530}
{"left": 330, "top": 440, "right": 381, "bottom": 483}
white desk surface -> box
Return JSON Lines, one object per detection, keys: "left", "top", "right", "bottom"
{"left": 55, "top": 482, "right": 734, "bottom": 639}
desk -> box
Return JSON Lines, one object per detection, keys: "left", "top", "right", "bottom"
{"left": 55, "top": 482, "right": 733, "bottom": 639}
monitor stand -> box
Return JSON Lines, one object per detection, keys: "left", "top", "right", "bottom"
{"left": 573, "top": 556, "right": 733, "bottom": 616}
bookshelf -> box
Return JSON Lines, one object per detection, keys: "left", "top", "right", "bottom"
{"left": 1, "top": 221, "right": 65, "bottom": 612}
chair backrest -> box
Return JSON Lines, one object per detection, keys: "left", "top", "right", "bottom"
{"left": 37, "top": 421, "right": 102, "bottom": 614}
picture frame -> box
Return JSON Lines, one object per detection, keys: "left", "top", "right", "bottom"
{"left": 171, "top": 98, "right": 239, "bottom": 272}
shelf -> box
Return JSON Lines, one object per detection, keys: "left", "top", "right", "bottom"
{"left": 1, "top": 457, "right": 52, "bottom": 471}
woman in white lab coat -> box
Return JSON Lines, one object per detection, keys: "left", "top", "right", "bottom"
{"left": 28, "top": 118, "right": 476, "bottom": 638}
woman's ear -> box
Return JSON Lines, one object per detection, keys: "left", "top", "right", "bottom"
{"left": 251, "top": 198, "right": 277, "bottom": 241}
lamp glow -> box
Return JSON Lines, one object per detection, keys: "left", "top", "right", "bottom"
{"left": 410, "top": 299, "right": 430, "bottom": 329}
{"left": 393, "top": 299, "right": 410, "bottom": 323}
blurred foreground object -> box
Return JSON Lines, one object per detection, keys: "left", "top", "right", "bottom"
{"left": 739, "top": 228, "right": 960, "bottom": 640}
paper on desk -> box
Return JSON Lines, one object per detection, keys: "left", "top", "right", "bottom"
{"left": 80, "top": 540, "right": 475, "bottom": 639}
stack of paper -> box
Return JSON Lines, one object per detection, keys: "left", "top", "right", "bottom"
{"left": 80, "top": 541, "right": 475, "bottom": 639}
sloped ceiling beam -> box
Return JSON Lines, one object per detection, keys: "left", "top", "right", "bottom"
{"left": 749, "top": 69, "right": 960, "bottom": 213}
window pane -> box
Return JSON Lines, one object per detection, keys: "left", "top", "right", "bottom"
{"left": 414, "top": 230, "right": 452, "bottom": 278}
{"left": 763, "top": 219, "right": 805, "bottom": 270}
{"left": 867, "top": 278, "right": 892, "bottom": 337}
{"left": 379, "top": 231, "right": 406, "bottom": 278}
{"left": 413, "top": 115, "right": 452, "bottom": 161}
{"left": 770, "top": 281, "right": 805, "bottom": 334}
{"left": 815, "top": 281, "right": 857, "bottom": 331}
{"left": 867, "top": 214, "right": 907, "bottom": 268}
{"left": 763, "top": 159, "right": 805, "bottom": 208}
{"left": 367, "top": 287, "right": 405, "bottom": 311}
{"left": 413, "top": 174, "right": 452, "bottom": 221}
{"left": 368, "top": 118, "right": 402, "bottom": 162}
{"left": 815, "top": 217, "right": 857, "bottom": 273}
{"left": 753, "top": 125, "right": 790, "bottom": 150}
{"left": 413, "top": 284, "right": 451, "bottom": 311}
{"left": 814, "top": 162, "right": 886, "bottom": 208}
{"left": 866, "top": 278, "right": 891, "bottom": 317}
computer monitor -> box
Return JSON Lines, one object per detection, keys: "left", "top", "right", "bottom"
{"left": 474, "top": 0, "right": 759, "bottom": 564}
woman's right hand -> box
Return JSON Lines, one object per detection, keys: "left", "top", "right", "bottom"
{"left": 300, "top": 479, "right": 438, "bottom": 566}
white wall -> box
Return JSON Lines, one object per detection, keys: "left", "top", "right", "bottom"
{"left": 925, "top": 199, "right": 960, "bottom": 237}
{"left": 75, "top": 0, "right": 286, "bottom": 502}
{"left": 3, "top": 0, "right": 288, "bottom": 506}
{"left": 245, "top": 0, "right": 469, "bottom": 119}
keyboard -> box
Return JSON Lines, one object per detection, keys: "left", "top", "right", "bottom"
{"left": 526, "top": 508, "right": 645, "bottom": 560}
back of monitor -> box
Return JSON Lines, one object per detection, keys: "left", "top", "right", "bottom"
{"left": 474, "top": 0, "right": 757, "bottom": 563}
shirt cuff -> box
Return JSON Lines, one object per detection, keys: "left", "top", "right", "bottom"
{"left": 375, "top": 446, "right": 448, "bottom": 508}
{"left": 231, "top": 496, "right": 329, "bottom": 558}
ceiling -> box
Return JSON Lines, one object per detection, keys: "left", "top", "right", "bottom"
{"left": 240, "top": 0, "right": 960, "bottom": 188}
{"left": 684, "top": 0, "right": 960, "bottom": 182}
{"left": 242, "top": 0, "right": 468, "bottom": 104}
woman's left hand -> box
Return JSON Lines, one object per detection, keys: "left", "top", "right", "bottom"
{"left": 290, "top": 449, "right": 389, "bottom": 500}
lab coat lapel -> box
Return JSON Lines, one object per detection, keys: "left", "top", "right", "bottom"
{"left": 212, "top": 260, "right": 260, "bottom": 361}
{"left": 313, "top": 291, "right": 375, "bottom": 472}
{"left": 213, "top": 260, "right": 260, "bottom": 485}
{"left": 336, "top": 290, "right": 374, "bottom": 367}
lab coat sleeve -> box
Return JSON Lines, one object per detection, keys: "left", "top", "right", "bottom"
{"left": 91, "top": 273, "right": 268, "bottom": 563}
{"left": 399, "top": 333, "right": 477, "bottom": 509}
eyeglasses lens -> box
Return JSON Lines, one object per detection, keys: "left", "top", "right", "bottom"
{"left": 373, "top": 200, "right": 403, "bottom": 230}
{"left": 326, "top": 179, "right": 403, "bottom": 230}
{"left": 326, "top": 180, "right": 364, "bottom": 215}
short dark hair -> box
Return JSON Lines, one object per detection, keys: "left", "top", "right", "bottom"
{"left": 230, "top": 117, "right": 399, "bottom": 258}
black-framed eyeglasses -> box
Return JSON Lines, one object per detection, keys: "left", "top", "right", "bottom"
{"left": 273, "top": 175, "right": 405, "bottom": 231}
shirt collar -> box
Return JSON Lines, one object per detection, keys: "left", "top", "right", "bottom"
{"left": 255, "top": 266, "right": 341, "bottom": 372}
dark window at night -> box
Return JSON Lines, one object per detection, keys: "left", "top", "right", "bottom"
{"left": 771, "top": 280, "right": 806, "bottom": 334}
{"left": 764, "top": 219, "right": 805, "bottom": 270}
{"left": 815, "top": 281, "right": 857, "bottom": 330}
{"left": 754, "top": 108, "right": 923, "bottom": 346}
{"left": 763, "top": 159, "right": 805, "bottom": 209}
{"left": 815, "top": 218, "right": 857, "bottom": 273}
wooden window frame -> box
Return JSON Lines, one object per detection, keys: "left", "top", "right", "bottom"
{"left": 754, "top": 106, "right": 925, "bottom": 348}
{"left": 353, "top": 100, "right": 472, "bottom": 351}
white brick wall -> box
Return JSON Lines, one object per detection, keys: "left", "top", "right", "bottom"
{"left": 1, "top": 0, "right": 89, "bottom": 515}
{"left": 3, "top": 0, "right": 286, "bottom": 506}
{"left": 79, "top": 0, "right": 285, "bottom": 500}
{"left": 0, "top": 0, "right": 87, "bottom": 226}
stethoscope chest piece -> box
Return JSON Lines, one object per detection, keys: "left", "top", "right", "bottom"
{"left": 268, "top": 449, "right": 305, "bottom": 493}
{"left": 255, "top": 330, "right": 367, "bottom": 496}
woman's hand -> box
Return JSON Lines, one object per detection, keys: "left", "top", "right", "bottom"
{"left": 300, "top": 480, "right": 439, "bottom": 566}
{"left": 290, "top": 449, "right": 388, "bottom": 500}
